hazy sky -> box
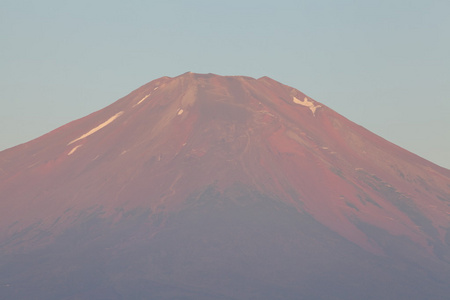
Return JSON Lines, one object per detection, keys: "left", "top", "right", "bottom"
{"left": 1, "top": 0, "right": 449, "bottom": 168}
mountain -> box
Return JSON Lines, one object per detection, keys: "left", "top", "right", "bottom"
{"left": 1, "top": 72, "right": 450, "bottom": 299}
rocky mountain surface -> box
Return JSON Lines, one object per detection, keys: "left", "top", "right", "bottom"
{"left": 1, "top": 72, "right": 450, "bottom": 299}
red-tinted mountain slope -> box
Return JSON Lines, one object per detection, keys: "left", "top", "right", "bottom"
{"left": 1, "top": 73, "right": 450, "bottom": 299}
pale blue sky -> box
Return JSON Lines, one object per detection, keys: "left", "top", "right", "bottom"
{"left": 1, "top": 0, "right": 449, "bottom": 168}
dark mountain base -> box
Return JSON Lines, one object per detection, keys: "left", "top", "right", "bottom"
{"left": 1, "top": 186, "right": 449, "bottom": 300}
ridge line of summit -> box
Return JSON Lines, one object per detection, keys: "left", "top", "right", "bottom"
{"left": 171, "top": 71, "right": 276, "bottom": 82}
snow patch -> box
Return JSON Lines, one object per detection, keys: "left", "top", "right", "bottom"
{"left": 68, "top": 145, "right": 82, "bottom": 155}
{"left": 293, "top": 96, "right": 321, "bottom": 116}
{"left": 68, "top": 111, "right": 124, "bottom": 145}
{"left": 133, "top": 94, "right": 151, "bottom": 107}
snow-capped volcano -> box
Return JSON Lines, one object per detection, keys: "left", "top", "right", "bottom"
{"left": 1, "top": 73, "right": 449, "bottom": 299}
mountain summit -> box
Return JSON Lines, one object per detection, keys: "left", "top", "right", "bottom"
{"left": 1, "top": 73, "right": 450, "bottom": 299}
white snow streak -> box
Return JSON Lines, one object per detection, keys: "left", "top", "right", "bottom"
{"left": 133, "top": 94, "right": 151, "bottom": 107}
{"left": 68, "top": 111, "right": 124, "bottom": 145}
{"left": 293, "top": 96, "right": 321, "bottom": 116}
{"left": 68, "top": 145, "right": 82, "bottom": 155}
